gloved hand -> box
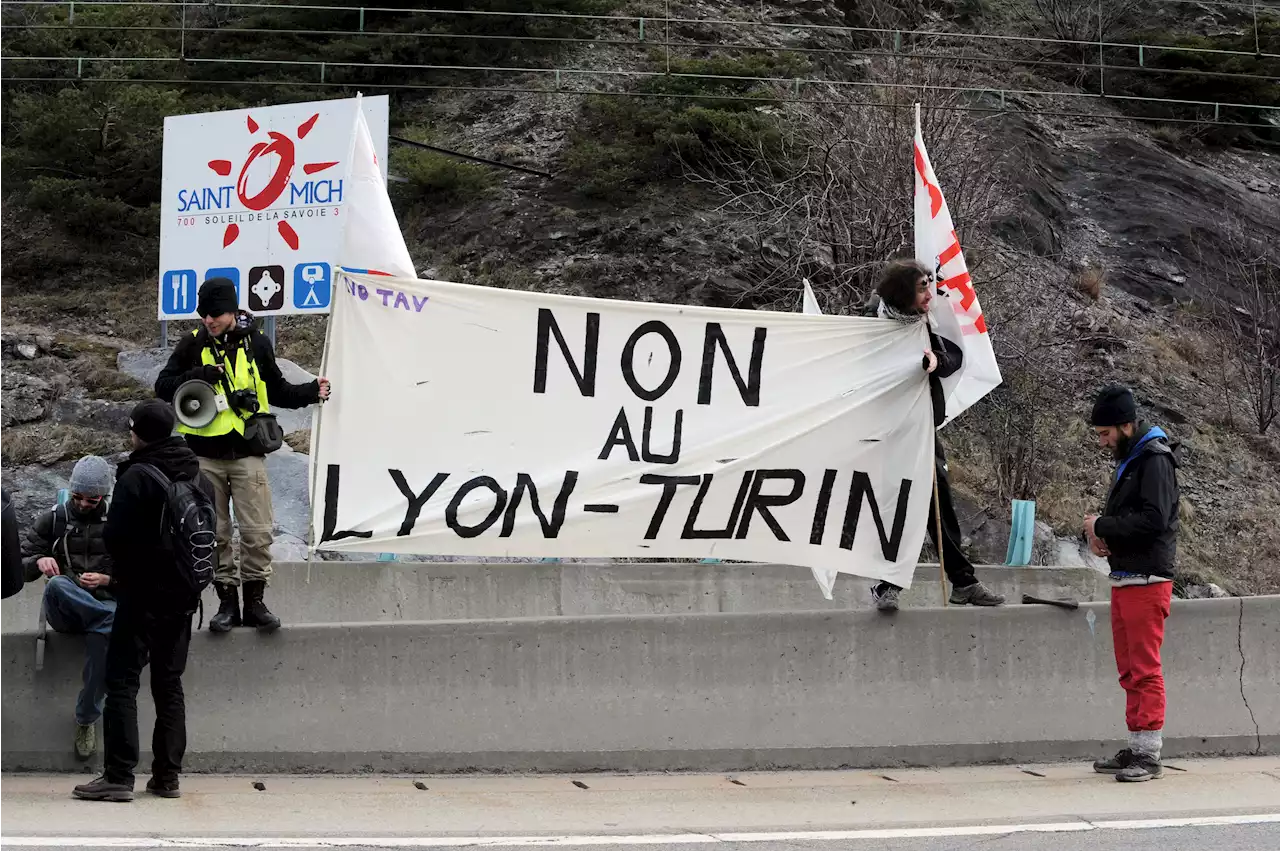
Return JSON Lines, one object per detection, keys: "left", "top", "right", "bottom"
{"left": 189, "top": 364, "right": 224, "bottom": 384}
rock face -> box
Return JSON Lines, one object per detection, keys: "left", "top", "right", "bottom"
{"left": 118, "top": 348, "right": 318, "bottom": 435}
{"left": 50, "top": 394, "right": 134, "bottom": 433}
{"left": 1, "top": 372, "right": 53, "bottom": 427}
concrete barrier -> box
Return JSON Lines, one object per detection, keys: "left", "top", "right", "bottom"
{"left": 3, "top": 596, "right": 1273, "bottom": 773}
{"left": 1, "top": 562, "right": 1105, "bottom": 631}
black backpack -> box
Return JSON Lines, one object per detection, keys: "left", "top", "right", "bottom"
{"left": 134, "top": 464, "right": 217, "bottom": 596}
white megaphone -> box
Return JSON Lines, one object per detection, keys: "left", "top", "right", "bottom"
{"left": 172, "top": 380, "right": 227, "bottom": 429}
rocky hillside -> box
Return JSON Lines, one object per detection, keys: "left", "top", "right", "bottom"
{"left": 2, "top": 0, "right": 1278, "bottom": 592}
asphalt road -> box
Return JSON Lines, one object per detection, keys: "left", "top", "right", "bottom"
{"left": 10, "top": 824, "right": 1280, "bottom": 851}
{"left": 4, "top": 758, "right": 1279, "bottom": 850}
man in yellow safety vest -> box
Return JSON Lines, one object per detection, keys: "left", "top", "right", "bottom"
{"left": 155, "top": 277, "right": 330, "bottom": 633}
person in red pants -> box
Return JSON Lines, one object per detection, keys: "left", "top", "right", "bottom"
{"left": 1084, "top": 385, "right": 1181, "bottom": 782}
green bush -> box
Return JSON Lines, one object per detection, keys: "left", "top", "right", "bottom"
{"left": 393, "top": 147, "right": 497, "bottom": 203}
{"left": 563, "top": 53, "right": 804, "bottom": 200}
{"left": 1104, "top": 23, "right": 1280, "bottom": 142}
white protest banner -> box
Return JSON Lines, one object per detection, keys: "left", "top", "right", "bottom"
{"left": 913, "top": 104, "right": 1002, "bottom": 423}
{"left": 311, "top": 273, "right": 938, "bottom": 592}
{"left": 158, "top": 95, "right": 389, "bottom": 319}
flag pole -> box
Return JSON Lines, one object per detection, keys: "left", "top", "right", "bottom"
{"left": 917, "top": 99, "right": 946, "bottom": 606}
{"left": 304, "top": 92, "right": 364, "bottom": 584}
{"left": 933, "top": 460, "right": 948, "bottom": 607}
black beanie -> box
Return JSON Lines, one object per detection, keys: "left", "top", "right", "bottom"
{"left": 130, "top": 399, "right": 177, "bottom": 444}
{"left": 197, "top": 277, "right": 239, "bottom": 318}
{"left": 1091, "top": 385, "right": 1138, "bottom": 427}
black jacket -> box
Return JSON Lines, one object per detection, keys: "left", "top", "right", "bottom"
{"left": 154, "top": 312, "right": 319, "bottom": 460}
{"left": 1, "top": 489, "right": 23, "bottom": 600}
{"left": 21, "top": 499, "right": 115, "bottom": 601}
{"left": 104, "top": 436, "right": 209, "bottom": 612}
{"left": 862, "top": 294, "right": 963, "bottom": 427}
{"left": 1093, "top": 424, "right": 1180, "bottom": 579}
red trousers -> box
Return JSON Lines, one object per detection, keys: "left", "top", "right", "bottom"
{"left": 1111, "top": 582, "right": 1173, "bottom": 732}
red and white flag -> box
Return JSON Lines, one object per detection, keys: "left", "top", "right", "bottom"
{"left": 912, "top": 103, "right": 1001, "bottom": 424}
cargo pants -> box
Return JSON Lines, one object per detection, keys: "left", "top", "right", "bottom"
{"left": 198, "top": 456, "right": 274, "bottom": 585}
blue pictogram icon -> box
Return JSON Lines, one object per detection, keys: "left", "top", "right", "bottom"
{"left": 161, "top": 269, "right": 198, "bottom": 316}
{"left": 293, "top": 262, "right": 332, "bottom": 309}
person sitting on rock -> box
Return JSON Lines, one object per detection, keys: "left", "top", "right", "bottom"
{"left": 20, "top": 455, "right": 117, "bottom": 760}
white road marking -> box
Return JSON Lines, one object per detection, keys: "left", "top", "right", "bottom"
{"left": 4, "top": 813, "right": 1280, "bottom": 847}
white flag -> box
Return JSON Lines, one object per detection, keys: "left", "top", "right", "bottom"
{"left": 913, "top": 104, "right": 1001, "bottom": 423}
{"left": 337, "top": 94, "right": 416, "bottom": 279}
{"left": 801, "top": 278, "right": 824, "bottom": 315}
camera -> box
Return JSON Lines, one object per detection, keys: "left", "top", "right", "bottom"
{"left": 226, "top": 389, "right": 260, "bottom": 415}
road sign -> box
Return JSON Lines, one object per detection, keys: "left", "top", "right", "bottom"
{"left": 161, "top": 269, "right": 198, "bottom": 316}
{"left": 294, "top": 262, "right": 332, "bottom": 310}
{"left": 157, "top": 95, "right": 390, "bottom": 320}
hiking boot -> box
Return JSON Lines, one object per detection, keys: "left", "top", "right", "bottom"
{"left": 1116, "top": 753, "right": 1163, "bottom": 782}
{"left": 1093, "top": 748, "right": 1136, "bottom": 774}
{"left": 950, "top": 581, "right": 1006, "bottom": 606}
{"left": 242, "top": 580, "right": 281, "bottom": 633}
{"left": 871, "top": 584, "right": 901, "bottom": 613}
{"left": 146, "top": 776, "right": 181, "bottom": 799}
{"left": 209, "top": 583, "right": 241, "bottom": 633}
{"left": 73, "top": 775, "right": 134, "bottom": 802}
{"left": 74, "top": 723, "right": 96, "bottom": 760}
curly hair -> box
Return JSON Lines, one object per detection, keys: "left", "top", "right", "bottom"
{"left": 876, "top": 259, "right": 932, "bottom": 314}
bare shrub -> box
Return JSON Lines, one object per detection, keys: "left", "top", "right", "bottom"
{"left": 1022, "top": 0, "right": 1143, "bottom": 44}
{"left": 1077, "top": 264, "right": 1105, "bottom": 300}
{"left": 685, "top": 48, "right": 1010, "bottom": 311}
{"left": 1199, "top": 219, "right": 1280, "bottom": 435}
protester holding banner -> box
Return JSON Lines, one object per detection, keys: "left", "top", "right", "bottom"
{"left": 155, "top": 277, "right": 331, "bottom": 634}
{"left": 1086, "top": 386, "right": 1181, "bottom": 783}
{"left": 862, "top": 260, "right": 1006, "bottom": 612}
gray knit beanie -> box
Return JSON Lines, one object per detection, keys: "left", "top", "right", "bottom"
{"left": 69, "top": 455, "right": 114, "bottom": 498}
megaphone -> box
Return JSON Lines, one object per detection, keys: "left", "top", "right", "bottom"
{"left": 173, "top": 380, "right": 225, "bottom": 429}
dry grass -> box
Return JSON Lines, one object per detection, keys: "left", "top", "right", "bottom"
{"left": 5, "top": 284, "right": 160, "bottom": 347}
{"left": 0, "top": 424, "right": 129, "bottom": 466}
{"left": 284, "top": 430, "right": 311, "bottom": 455}
{"left": 1077, "top": 264, "right": 1105, "bottom": 300}
{"left": 49, "top": 333, "right": 149, "bottom": 402}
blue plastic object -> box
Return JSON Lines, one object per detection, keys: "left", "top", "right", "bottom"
{"left": 56, "top": 488, "right": 69, "bottom": 507}
{"left": 376, "top": 553, "right": 398, "bottom": 562}
{"left": 1005, "top": 499, "right": 1036, "bottom": 566}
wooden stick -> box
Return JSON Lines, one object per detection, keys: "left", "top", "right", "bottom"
{"left": 933, "top": 462, "right": 948, "bottom": 607}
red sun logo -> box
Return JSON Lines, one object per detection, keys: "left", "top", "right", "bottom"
{"left": 206, "top": 112, "right": 339, "bottom": 251}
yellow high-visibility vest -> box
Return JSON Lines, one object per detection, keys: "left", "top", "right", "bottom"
{"left": 178, "top": 330, "right": 271, "bottom": 438}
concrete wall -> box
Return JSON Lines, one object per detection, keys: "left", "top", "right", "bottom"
{"left": 1, "top": 562, "right": 1105, "bottom": 631}
{"left": 3, "top": 596, "right": 1273, "bottom": 773}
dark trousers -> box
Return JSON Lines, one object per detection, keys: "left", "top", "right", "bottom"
{"left": 876, "top": 443, "right": 978, "bottom": 592}
{"left": 102, "top": 603, "right": 193, "bottom": 787}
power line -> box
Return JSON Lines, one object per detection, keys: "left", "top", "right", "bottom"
{"left": 5, "top": 55, "right": 1276, "bottom": 118}
{"left": 9, "top": 24, "right": 1280, "bottom": 87}
{"left": 4, "top": 1, "right": 1278, "bottom": 61}
{"left": 389, "top": 134, "right": 553, "bottom": 178}
{"left": 3, "top": 74, "right": 1274, "bottom": 130}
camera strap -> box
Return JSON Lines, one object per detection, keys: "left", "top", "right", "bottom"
{"left": 207, "top": 335, "right": 253, "bottom": 422}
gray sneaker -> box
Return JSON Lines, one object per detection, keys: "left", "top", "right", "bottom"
{"left": 950, "top": 581, "right": 1006, "bottom": 606}
{"left": 871, "top": 585, "right": 900, "bottom": 612}
{"left": 1116, "top": 753, "right": 1163, "bottom": 782}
